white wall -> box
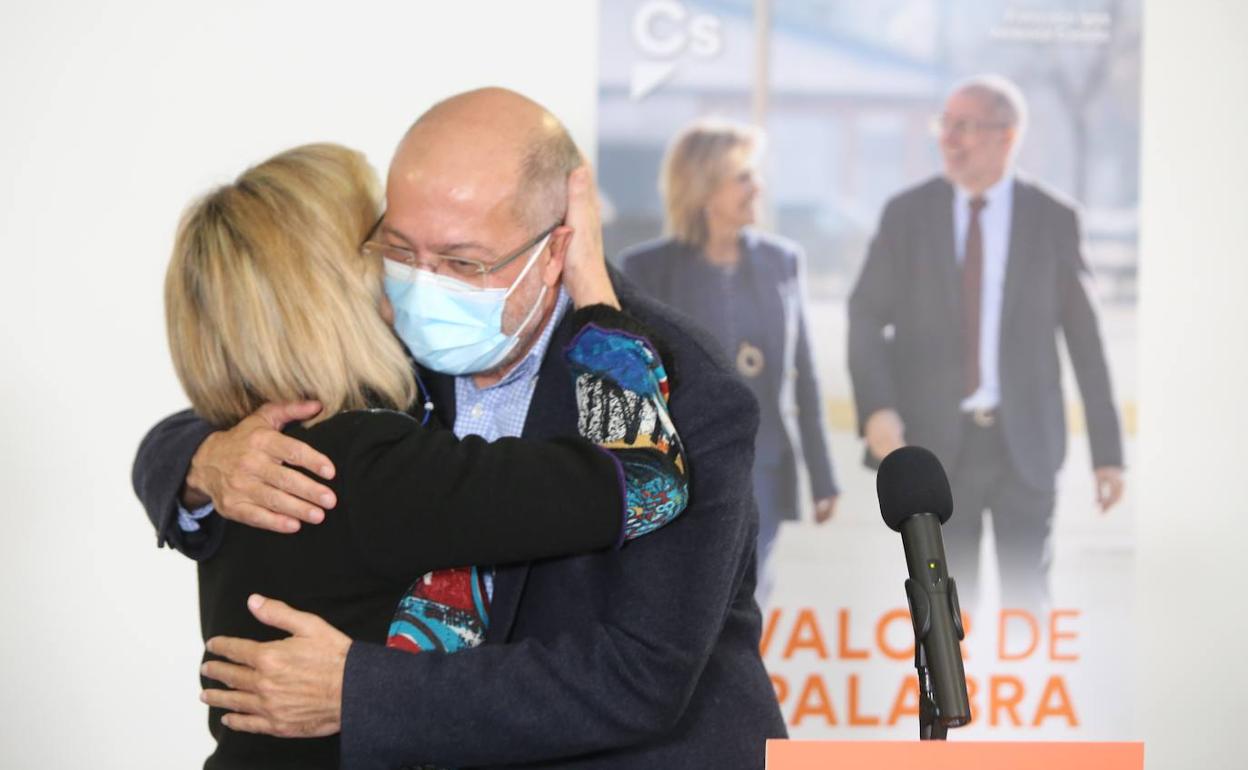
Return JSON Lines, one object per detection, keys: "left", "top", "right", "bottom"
{"left": 0, "top": 1, "right": 1244, "bottom": 767}
{"left": 1136, "top": 1, "right": 1248, "bottom": 768}
{"left": 0, "top": 1, "right": 598, "bottom": 766}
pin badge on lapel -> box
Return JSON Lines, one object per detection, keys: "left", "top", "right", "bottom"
{"left": 736, "top": 341, "right": 765, "bottom": 378}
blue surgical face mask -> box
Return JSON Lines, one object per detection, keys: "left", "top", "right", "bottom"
{"left": 383, "top": 233, "right": 551, "bottom": 376}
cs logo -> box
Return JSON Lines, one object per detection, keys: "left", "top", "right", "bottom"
{"left": 630, "top": 0, "right": 723, "bottom": 100}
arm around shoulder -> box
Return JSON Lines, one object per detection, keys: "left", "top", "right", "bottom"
{"left": 132, "top": 409, "right": 222, "bottom": 559}
{"left": 312, "top": 410, "right": 625, "bottom": 583}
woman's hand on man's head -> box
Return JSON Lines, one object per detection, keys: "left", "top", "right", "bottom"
{"left": 561, "top": 164, "right": 620, "bottom": 310}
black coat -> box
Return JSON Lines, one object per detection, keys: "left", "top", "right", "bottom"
{"left": 848, "top": 175, "right": 1123, "bottom": 489}
{"left": 148, "top": 409, "right": 625, "bottom": 768}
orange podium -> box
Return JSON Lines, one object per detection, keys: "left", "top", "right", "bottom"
{"left": 765, "top": 740, "right": 1144, "bottom": 769}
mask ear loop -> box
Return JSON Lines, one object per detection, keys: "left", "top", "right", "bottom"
{"left": 503, "top": 232, "right": 553, "bottom": 300}
{"left": 503, "top": 231, "right": 554, "bottom": 334}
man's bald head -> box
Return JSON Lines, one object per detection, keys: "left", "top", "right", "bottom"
{"left": 380, "top": 88, "right": 584, "bottom": 384}
{"left": 392, "top": 87, "right": 581, "bottom": 231}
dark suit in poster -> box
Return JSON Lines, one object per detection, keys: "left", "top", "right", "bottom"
{"left": 848, "top": 175, "right": 1123, "bottom": 607}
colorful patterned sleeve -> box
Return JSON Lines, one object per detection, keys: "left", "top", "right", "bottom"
{"left": 563, "top": 307, "right": 690, "bottom": 545}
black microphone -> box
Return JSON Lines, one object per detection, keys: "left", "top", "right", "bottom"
{"left": 877, "top": 446, "right": 971, "bottom": 739}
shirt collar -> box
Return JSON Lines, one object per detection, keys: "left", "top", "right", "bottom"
{"left": 954, "top": 170, "right": 1015, "bottom": 211}
{"left": 460, "top": 287, "right": 571, "bottom": 392}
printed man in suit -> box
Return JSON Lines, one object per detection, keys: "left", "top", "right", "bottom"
{"left": 133, "top": 88, "right": 784, "bottom": 768}
{"left": 848, "top": 74, "right": 1125, "bottom": 610}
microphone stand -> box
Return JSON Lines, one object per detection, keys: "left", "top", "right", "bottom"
{"left": 916, "top": 648, "right": 947, "bottom": 740}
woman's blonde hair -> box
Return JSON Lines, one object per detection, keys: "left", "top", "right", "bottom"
{"left": 165, "top": 143, "right": 416, "bottom": 427}
{"left": 660, "top": 118, "right": 763, "bottom": 248}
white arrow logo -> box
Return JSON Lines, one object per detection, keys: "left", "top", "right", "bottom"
{"left": 630, "top": 60, "right": 678, "bottom": 101}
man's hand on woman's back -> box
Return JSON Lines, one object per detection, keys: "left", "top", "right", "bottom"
{"left": 185, "top": 401, "right": 338, "bottom": 533}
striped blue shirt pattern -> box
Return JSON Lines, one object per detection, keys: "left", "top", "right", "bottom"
{"left": 453, "top": 289, "right": 570, "bottom": 599}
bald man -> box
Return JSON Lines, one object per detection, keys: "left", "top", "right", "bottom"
{"left": 133, "top": 88, "right": 784, "bottom": 768}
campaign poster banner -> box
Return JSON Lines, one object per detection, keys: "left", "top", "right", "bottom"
{"left": 598, "top": 0, "right": 1140, "bottom": 740}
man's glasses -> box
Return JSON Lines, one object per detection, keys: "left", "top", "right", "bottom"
{"left": 929, "top": 114, "right": 1010, "bottom": 138}
{"left": 362, "top": 217, "right": 559, "bottom": 288}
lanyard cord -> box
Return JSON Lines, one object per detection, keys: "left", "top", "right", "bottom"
{"left": 414, "top": 372, "right": 435, "bottom": 427}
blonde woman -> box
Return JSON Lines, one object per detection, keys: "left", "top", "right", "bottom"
{"left": 164, "top": 144, "right": 687, "bottom": 768}
{"left": 619, "top": 119, "right": 839, "bottom": 604}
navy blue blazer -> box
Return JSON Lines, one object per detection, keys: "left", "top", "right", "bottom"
{"left": 132, "top": 273, "right": 785, "bottom": 768}
{"left": 848, "top": 175, "right": 1123, "bottom": 489}
{"left": 619, "top": 232, "right": 838, "bottom": 515}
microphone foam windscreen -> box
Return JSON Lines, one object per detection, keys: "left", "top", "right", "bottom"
{"left": 877, "top": 446, "right": 954, "bottom": 531}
